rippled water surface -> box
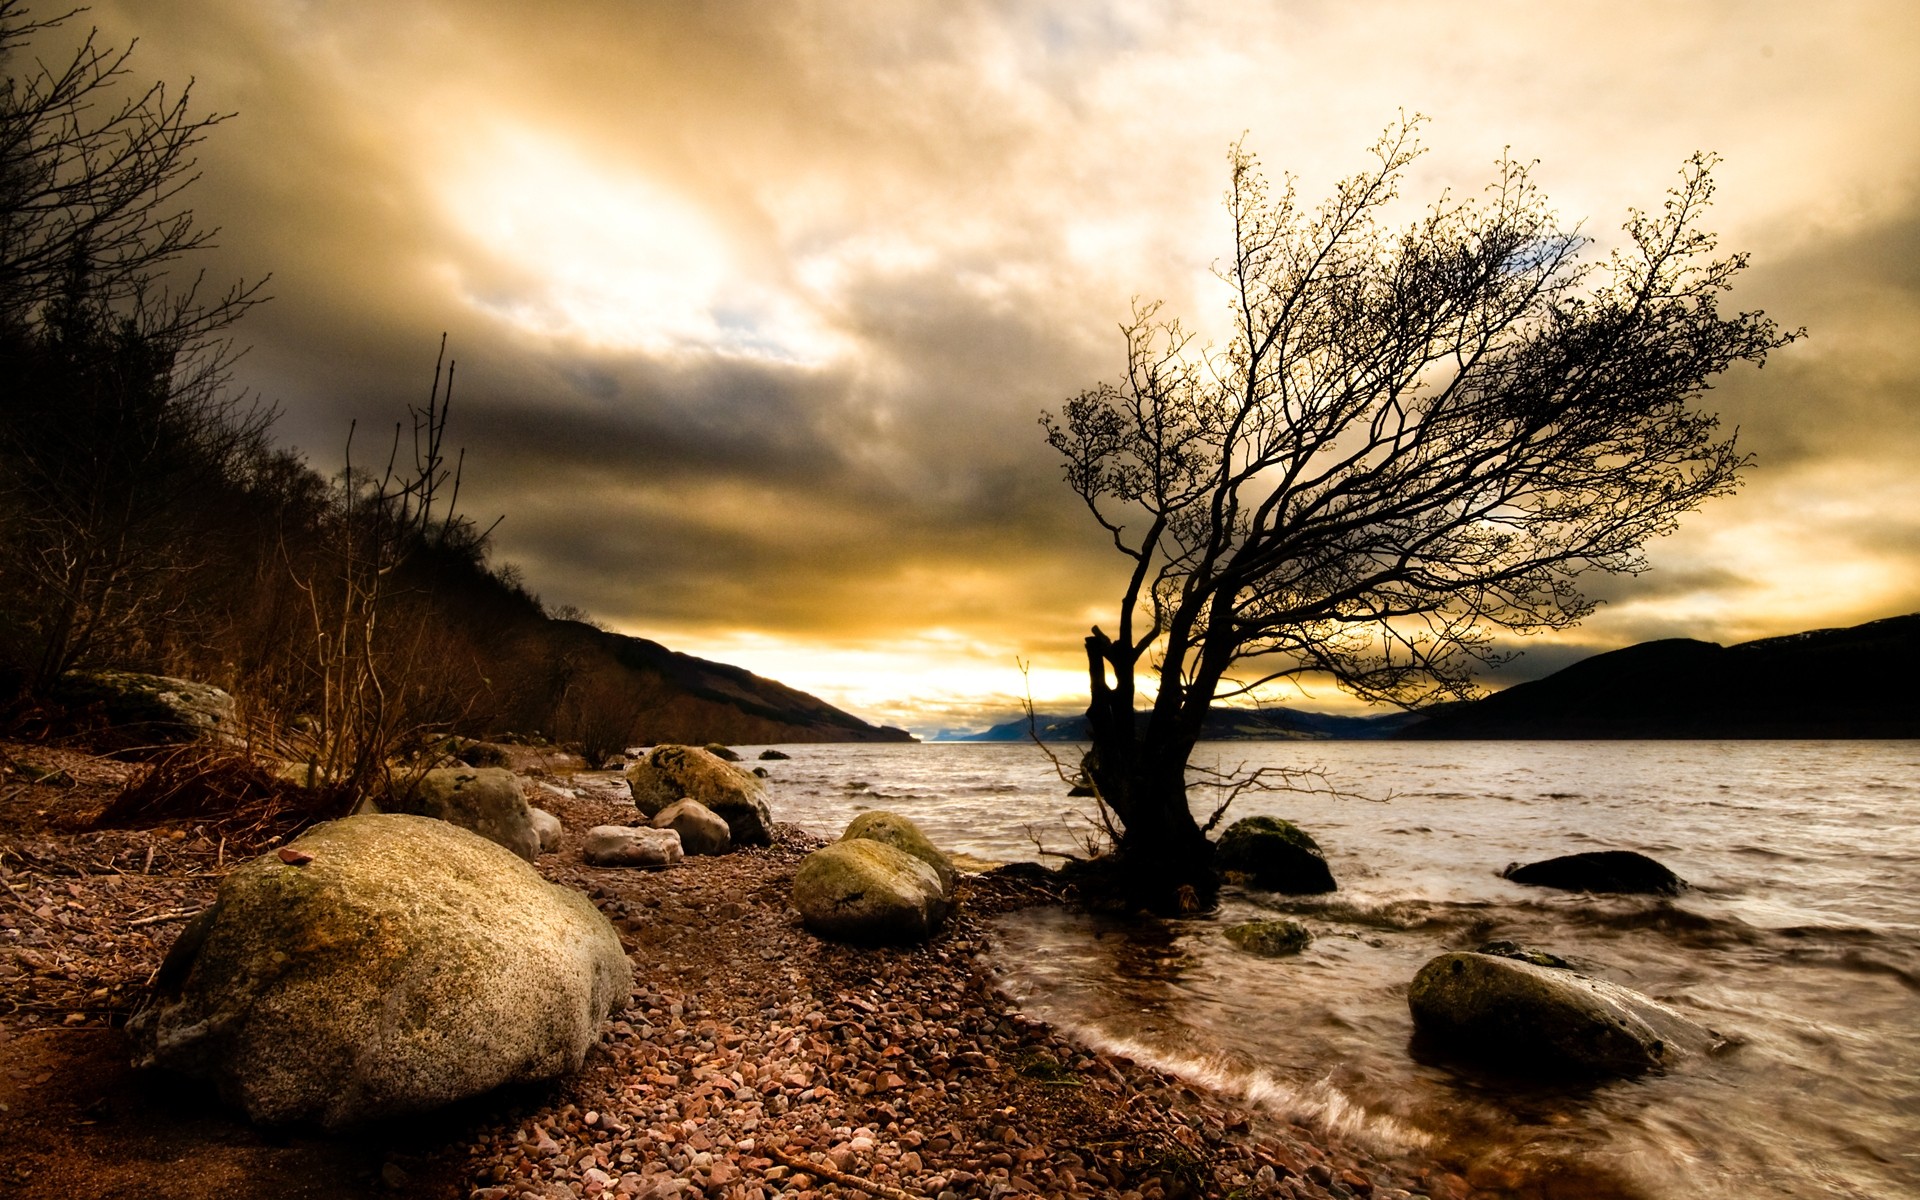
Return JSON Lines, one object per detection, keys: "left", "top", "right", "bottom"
{"left": 743, "top": 739, "right": 1920, "bottom": 1199}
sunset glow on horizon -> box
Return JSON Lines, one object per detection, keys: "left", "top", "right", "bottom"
{"left": 55, "top": 1, "right": 1920, "bottom": 736}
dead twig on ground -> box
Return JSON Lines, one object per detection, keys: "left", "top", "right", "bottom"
{"left": 765, "top": 1142, "right": 924, "bottom": 1200}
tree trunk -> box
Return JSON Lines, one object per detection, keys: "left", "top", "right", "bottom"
{"left": 1081, "top": 629, "right": 1217, "bottom": 913}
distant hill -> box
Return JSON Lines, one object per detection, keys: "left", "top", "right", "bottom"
{"left": 540, "top": 621, "right": 915, "bottom": 745}
{"left": 1399, "top": 613, "right": 1920, "bottom": 739}
{"left": 945, "top": 706, "right": 1419, "bottom": 742}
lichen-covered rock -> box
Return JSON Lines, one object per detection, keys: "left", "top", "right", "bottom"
{"left": 126, "top": 814, "right": 631, "bottom": 1128}
{"left": 651, "top": 799, "right": 731, "bottom": 856}
{"left": 390, "top": 768, "right": 539, "bottom": 861}
{"left": 529, "top": 807, "right": 564, "bottom": 854}
{"left": 841, "top": 810, "right": 954, "bottom": 894}
{"left": 1408, "top": 951, "right": 1723, "bottom": 1078}
{"left": 583, "top": 825, "right": 684, "bottom": 867}
{"left": 624, "top": 745, "right": 773, "bottom": 845}
{"left": 52, "top": 669, "right": 238, "bottom": 747}
{"left": 1502, "top": 850, "right": 1687, "bottom": 896}
{"left": 1224, "top": 919, "right": 1312, "bottom": 957}
{"left": 792, "top": 840, "right": 949, "bottom": 945}
{"left": 1215, "top": 815, "right": 1336, "bottom": 894}
{"left": 1475, "top": 939, "right": 1574, "bottom": 970}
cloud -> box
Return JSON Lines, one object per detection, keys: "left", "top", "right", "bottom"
{"left": 42, "top": 0, "right": 1920, "bottom": 732}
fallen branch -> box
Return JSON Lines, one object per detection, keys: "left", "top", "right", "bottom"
{"left": 765, "top": 1142, "right": 924, "bottom": 1200}
{"left": 128, "top": 908, "right": 204, "bottom": 928}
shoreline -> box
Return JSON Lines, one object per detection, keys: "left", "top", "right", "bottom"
{"left": 1, "top": 743, "right": 1449, "bottom": 1199}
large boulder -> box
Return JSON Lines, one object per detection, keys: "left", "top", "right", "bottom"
{"left": 1502, "top": 850, "right": 1687, "bottom": 896}
{"left": 1215, "top": 815, "right": 1336, "bottom": 894}
{"left": 651, "top": 799, "right": 731, "bottom": 856}
{"left": 126, "top": 814, "right": 631, "bottom": 1128}
{"left": 841, "top": 810, "right": 954, "bottom": 894}
{"left": 52, "top": 669, "right": 239, "bottom": 747}
{"left": 583, "top": 825, "right": 684, "bottom": 868}
{"left": 391, "top": 768, "right": 540, "bottom": 861}
{"left": 625, "top": 745, "right": 773, "bottom": 846}
{"left": 1408, "top": 951, "right": 1723, "bottom": 1078}
{"left": 792, "top": 840, "right": 949, "bottom": 945}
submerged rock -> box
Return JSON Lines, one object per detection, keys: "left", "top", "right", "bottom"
{"left": 625, "top": 745, "right": 773, "bottom": 846}
{"left": 1408, "top": 951, "right": 1723, "bottom": 1078}
{"left": 1502, "top": 850, "right": 1686, "bottom": 896}
{"left": 792, "top": 840, "right": 949, "bottom": 944}
{"left": 529, "top": 806, "right": 564, "bottom": 854}
{"left": 651, "top": 799, "right": 732, "bottom": 856}
{"left": 1474, "top": 939, "right": 1574, "bottom": 970}
{"left": 841, "top": 810, "right": 955, "bottom": 894}
{"left": 584, "top": 825, "right": 684, "bottom": 867}
{"left": 1224, "top": 919, "right": 1312, "bottom": 957}
{"left": 127, "top": 814, "right": 631, "bottom": 1128}
{"left": 1215, "top": 815, "right": 1336, "bottom": 894}
{"left": 391, "top": 768, "right": 540, "bottom": 861}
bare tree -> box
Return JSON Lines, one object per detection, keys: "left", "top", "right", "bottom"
{"left": 1042, "top": 118, "right": 1798, "bottom": 909}
{"left": 0, "top": 1, "right": 266, "bottom": 692}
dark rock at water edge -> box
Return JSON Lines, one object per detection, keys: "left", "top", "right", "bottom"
{"left": 757, "top": 749, "right": 790, "bottom": 760}
{"left": 703, "top": 743, "right": 742, "bottom": 762}
{"left": 1224, "top": 919, "right": 1312, "bottom": 957}
{"left": 625, "top": 745, "right": 773, "bottom": 846}
{"left": 1215, "top": 815, "right": 1336, "bottom": 894}
{"left": 1503, "top": 850, "right": 1686, "bottom": 896}
{"left": 1408, "top": 951, "right": 1725, "bottom": 1079}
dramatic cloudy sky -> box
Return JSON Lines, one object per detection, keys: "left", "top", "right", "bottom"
{"left": 39, "top": 1, "right": 1920, "bottom": 734}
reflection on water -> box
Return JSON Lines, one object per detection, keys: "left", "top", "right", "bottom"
{"left": 748, "top": 740, "right": 1920, "bottom": 1200}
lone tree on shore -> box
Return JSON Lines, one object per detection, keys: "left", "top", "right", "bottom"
{"left": 1042, "top": 118, "right": 1796, "bottom": 910}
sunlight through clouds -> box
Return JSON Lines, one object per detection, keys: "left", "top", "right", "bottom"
{"left": 437, "top": 127, "right": 840, "bottom": 363}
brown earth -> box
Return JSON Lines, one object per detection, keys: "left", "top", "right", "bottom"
{"left": 0, "top": 741, "right": 1465, "bottom": 1200}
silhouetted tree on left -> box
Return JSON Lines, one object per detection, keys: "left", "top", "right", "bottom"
{"left": 0, "top": 0, "right": 266, "bottom": 695}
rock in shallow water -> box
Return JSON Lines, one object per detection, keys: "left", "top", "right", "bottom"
{"left": 1215, "top": 815, "right": 1337, "bottom": 894}
{"left": 1502, "top": 850, "right": 1686, "bottom": 896}
{"left": 584, "top": 824, "right": 684, "bottom": 867}
{"left": 1224, "top": 919, "right": 1312, "bottom": 957}
{"left": 792, "top": 839, "right": 949, "bottom": 944}
{"left": 126, "top": 814, "right": 631, "bottom": 1128}
{"left": 1407, "top": 951, "right": 1723, "bottom": 1078}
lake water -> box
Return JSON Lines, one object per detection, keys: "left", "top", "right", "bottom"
{"left": 738, "top": 739, "right": 1920, "bottom": 1200}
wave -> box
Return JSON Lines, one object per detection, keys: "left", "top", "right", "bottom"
{"left": 1029, "top": 1018, "right": 1435, "bottom": 1156}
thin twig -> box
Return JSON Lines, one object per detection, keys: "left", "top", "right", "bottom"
{"left": 128, "top": 908, "right": 203, "bottom": 928}
{"left": 765, "top": 1143, "right": 924, "bottom": 1200}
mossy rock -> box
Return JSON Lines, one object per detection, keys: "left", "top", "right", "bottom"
{"left": 624, "top": 745, "right": 772, "bottom": 845}
{"left": 1215, "top": 816, "right": 1335, "bottom": 894}
{"left": 841, "top": 810, "right": 954, "bottom": 894}
{"left": 1224, "top": 919, "right": 1312, "bottom": 957}
{"left": 792, "top": 840, "right": 949, "bottom": 945}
